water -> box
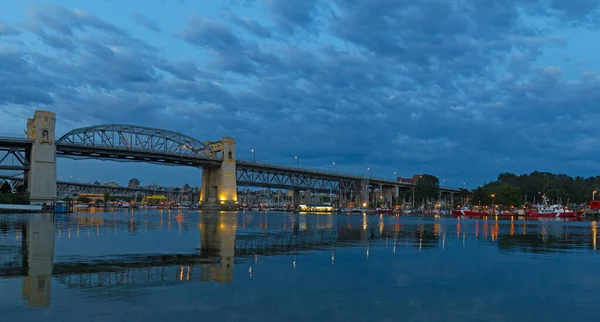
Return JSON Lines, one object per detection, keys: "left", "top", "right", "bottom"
{"left": 1, "top": 210, "right": 599, "bottom": 321}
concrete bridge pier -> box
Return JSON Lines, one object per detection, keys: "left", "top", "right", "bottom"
{"left": 304, "top": 189, "right": 312, "bottom": 204}
{"left": 26, "top": 111, "right": 57, "bottom": 205}
{"left": 292, "top": 189, "right": 300, "bottom": 207}
{"left": 382, "top": 187, "right": 395, "bottom": 208}
{"left": 199, "top": 137, "right": 238, "bottom": 210}
{"left": 360, "top": 179, "right": 369, "bottom": 208}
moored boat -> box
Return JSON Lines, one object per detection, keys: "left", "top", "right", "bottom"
{"left": 451, "top": 206, "right": 488, "bottom": 216}
{"left": 525, "top": 196, "right": 581, "bottom": 218}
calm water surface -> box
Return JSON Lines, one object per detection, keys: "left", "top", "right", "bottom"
{"left": 1, "top": 210, "right": 599, "bottom": 321}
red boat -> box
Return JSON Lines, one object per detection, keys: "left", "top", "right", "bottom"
{"left": 451, "top": 208, "right": 489, "bottom": 216}
{"left": 525, "top": 196, "right": 581, "bottom": 218}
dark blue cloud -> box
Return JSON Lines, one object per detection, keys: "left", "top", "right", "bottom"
{"left": 131, "top": 13, "right": 162, "bottom": 33}
{"left": 2, "top": 1, "right": 600, "bottom": 187}
{"left": 0, "top": 20, "right": 20, "bottom": 38}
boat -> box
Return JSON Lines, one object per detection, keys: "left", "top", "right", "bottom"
{"left": 451, "top": 206, "right": 488, "bottom": 216}
{"left": 525, "top": 196, "right": 580, "bottom": 218}
{"left": 375, "top": 207, "right": 394, "bottom": 214}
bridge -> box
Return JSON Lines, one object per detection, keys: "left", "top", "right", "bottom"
{"left": 0, "top": 176, "right": 196, "bottom": 200}
{"left": 0, "top": 110, "right": 461, "bottom": 208}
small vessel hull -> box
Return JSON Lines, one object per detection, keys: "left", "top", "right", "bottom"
{"left": 525, "top": 211, "right": 581, "bottom": 218}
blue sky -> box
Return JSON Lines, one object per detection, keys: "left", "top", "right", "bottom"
{"left": 1, "top": 0, "right": 600, "bottom": 188}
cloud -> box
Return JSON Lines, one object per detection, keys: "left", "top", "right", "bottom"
{"left": 0, "top": 21, "right": 21, "bottom": 38}
{"left": 3, "top": 1, "right": 600, "bottom": 186}
{"left": 131, "top": 13, "right": 162, "bottom": 33}
{"left": 224, "top": 11, "right": 271, "bottom": 38}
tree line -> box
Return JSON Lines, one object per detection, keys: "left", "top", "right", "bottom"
{"left": 470, "top": 171, "right": 599, "bottom": 206}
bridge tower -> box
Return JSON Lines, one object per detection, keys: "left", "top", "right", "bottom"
{"left": 25, "top": 110, "right": 57, "bottom": 205}
{"left": 199, "top": 137, "right": 238, "bottom": 210}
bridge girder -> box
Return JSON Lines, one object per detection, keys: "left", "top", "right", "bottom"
{"left": 236, "top": 168, "right": 357, "bottom": 193}
{"left": 0, "top": 145, "right": 29, "bottom": 171}
{"left": 57, "top": 124, "right": 219, "bottom": 160}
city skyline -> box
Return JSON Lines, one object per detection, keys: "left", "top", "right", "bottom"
{"left": 2, "top": 1, "right": 600, "bottom": 187}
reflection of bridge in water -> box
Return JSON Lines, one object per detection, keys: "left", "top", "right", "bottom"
{"left": 1, "top": 213, "right": 598, "bottom": 307}
{"left": 0, "top": 212, "right": 440, "bottom": 306}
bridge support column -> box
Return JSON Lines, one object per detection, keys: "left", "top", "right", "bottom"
{"left": 383, "top": 187, "right": 394, "bottom": 208}
{"left": 304, "top": 189, "right": 311, "bottom": 204}
{"left": 26, "top": 111, "right": 57, "bottom": 205}
{"left": 199, "top": 137, "right": 238, "bottom": 210}
{"left": 360, "top": 179, "right": 369, "bottom": 208}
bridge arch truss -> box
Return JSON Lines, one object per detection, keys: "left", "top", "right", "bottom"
{"left": 57, "top": 125, "right": 219, "bottom": 160}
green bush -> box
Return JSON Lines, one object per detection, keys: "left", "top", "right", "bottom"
{"left": 0, "top": 193, "right": 29, "bottom": 205}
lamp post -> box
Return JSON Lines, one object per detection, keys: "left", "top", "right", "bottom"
{"left": 333, "top": 162, "right": 337, "bottom": 173}
{"left": 251, "top": 149, "right": 255, "bottom": 162}
{"left": 294, "top": 156, "right": 299, "bottom": 168}
{"left": 594, "top": 190, "right": 598, "bottom": 201}
{"left": 367, "top": 167, "right": 372, "bottom": 178}
{"left": 491, "top": 193, "right": 495, "bottom": 214}
{"left": 412, "top": 175, "right": 423, "bottom": 209}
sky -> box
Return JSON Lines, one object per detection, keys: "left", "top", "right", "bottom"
{"left": 1, "top": 0, "right": 600, "bottom": 189}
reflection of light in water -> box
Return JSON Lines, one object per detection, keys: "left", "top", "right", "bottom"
{"left": 366, "top": 247, "right": 370, "bottom": 259}
{"left": 186, "top": 266, "right": 190, "bottom": 281}
{"left": 510, "top": 218, "right": 515, "bottom": 236}
{"left": 442, "top": 233, "right": 446, "bottom": 250}
{"left": 292, "top": 256, "right": 297, "bottom": 269}
{"left": 419, "top": 238, "right": 422, "bottom": 252}
{"left": 249, "top": 266, "right": 252, "bottom": 277}
{"left": 592, "top": 221, "right": 597, "bottom": 250}
{"left": 462, "top": 234, "right": 466, "bottom": 247}
{"left": 456, "top": 218, "right": 460, "bottom": 237}
{"left": 379, "top": 215, "right": 384, "bottom": 234}
{"left": 362, "top": 214, "right": 367, "bottom": 231}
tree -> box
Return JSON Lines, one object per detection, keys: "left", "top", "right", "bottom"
{"left": 104, "top": 192, "right": 110, "bottom": 202}
{"left": 0, "top": 181, "right": 11, "bottom": 193}
{"left": 414, "top": 174, "right": 440, "bottom": 204}
{"left": 495, "top": 183, "right": 523, "bottom": 207}
{"left": 77, "top": 196, "right": 92, "bottom": 203}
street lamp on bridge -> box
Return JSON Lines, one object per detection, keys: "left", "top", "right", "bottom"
{"left": 333, "top": 162, "right": 337, "bottom": 173}
{"left": 251, "top": 149, "right": 256, "bottom": 162}
{"left": 294, "top": 156, "right": 299, "bottom": 168}
{"left": 367, "top": 167, "right": 372, "bottom": 178}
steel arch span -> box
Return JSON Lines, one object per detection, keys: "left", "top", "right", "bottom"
{"left": 57, "top": 125, "right": 219, "bottom": 159}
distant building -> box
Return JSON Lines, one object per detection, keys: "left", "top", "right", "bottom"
{"left": 104, "top": 182, "right": 119, "bottom": 187}
{"left": 397, "top": 174, "right": 422, "bottom": 184}
{"left": 144, "top": 184, "right": 159, "bottom": 190}
{"left": 128, "top": 178, "right": 141, "bottom": 188}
